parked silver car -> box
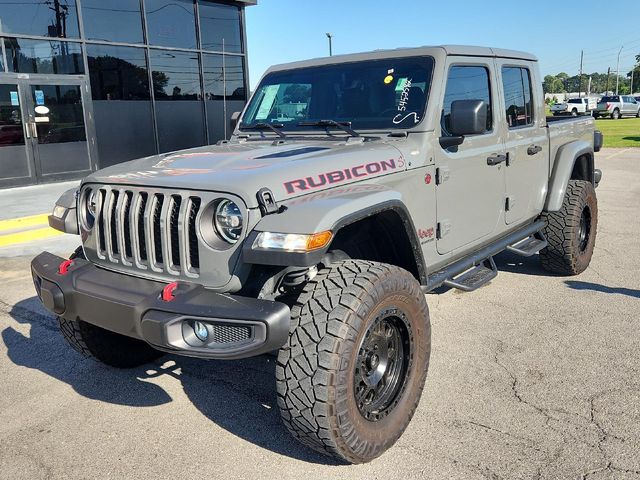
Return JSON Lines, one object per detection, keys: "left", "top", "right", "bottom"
{"left": 595, "top": 95, "right": 640, "bottom": 119}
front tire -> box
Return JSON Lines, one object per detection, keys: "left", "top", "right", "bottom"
{"left": 59, "top": 318, "right": 164, "bottom": 368}
{"left": 276, "top": 260, "right": 430, "bottom": 463}
{"left": 540, "top": 180, "right": 598, "bottom": 275}
{"left": 58, "top": 248, "right": 164, "bottom": 368}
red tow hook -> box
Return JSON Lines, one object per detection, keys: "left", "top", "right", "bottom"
{"left": 162, "top": 282, "right": 179, "bottom": 302}
{"left": 58, "top": 259, "right": 74, "bottom": 275}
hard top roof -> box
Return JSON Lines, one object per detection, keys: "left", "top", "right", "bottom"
{"left": 267, "top": 45, "right": 538, "bottom": 73}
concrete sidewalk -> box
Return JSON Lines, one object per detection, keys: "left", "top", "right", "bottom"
{"left": 0, "top": 181, "right": 80, "bottom": 257}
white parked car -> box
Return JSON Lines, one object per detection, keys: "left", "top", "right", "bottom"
{"left": 595, "top": 95, "right": 640, "bottom": 119}
{"left": 551, "top": 98, "right": 597, "bottom": 116}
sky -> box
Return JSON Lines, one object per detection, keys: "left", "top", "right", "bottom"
{"left": 245, "top": 0, "right": 640, "bottom": 88}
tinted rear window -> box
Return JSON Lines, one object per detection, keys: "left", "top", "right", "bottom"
{"left": 601, "top": 96, "right": 619, "bottom": 102}
{"left": 568, "top": 99, "right": 582, "bottom": 104}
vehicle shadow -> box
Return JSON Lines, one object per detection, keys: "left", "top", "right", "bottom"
{"left": 622, "top": 136, "right": 640, "bottom": 142}
{"left": 493, "top": 250, "right": 551, "bottom": 277}
{"left": 565, "top": 281, "right": 640, "bottom": 299}
{"left": 2, "top": 297, "right": 339, "bottom": 465}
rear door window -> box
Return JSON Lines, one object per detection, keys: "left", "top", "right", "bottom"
{"left": 501, "top": 67, "right": 534, "bottom": 128}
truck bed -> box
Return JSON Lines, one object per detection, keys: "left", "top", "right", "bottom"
{"left": 546, "top": 115, "right": 596, "bottom": 172}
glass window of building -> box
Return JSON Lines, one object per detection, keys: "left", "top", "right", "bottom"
{"left": 88, "top": 45, "right": 156, "bottom": 167}
{"left": 81, "top": 0, "right": 144, "bottom": 44}
{"left": 203, "top": 54, "right": 246, "bottom": 142}
{"left": 0, "top": 0, "right": 80, "bottom": 38}
{"left": 199, "top": 2, "right": 243, "bottom": 53}
{"left": 150, "top": 49, "right": 205, "bottom": 152}
{"left": 4, "top": 38, "right": 84, "bottom": 75}
{"left": 145, "top": 0, "right": 197, "bottom": 50}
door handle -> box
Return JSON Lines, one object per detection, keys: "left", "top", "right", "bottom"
{"left": 31, "top": 122, "right": 38, "bottom": 139}
{"left": 487, "top": 154, "right": 508, "bottom": 166}
{"left": 527, "top": 145, "right": 542, "bottom": 155}
{"left": 24, "top": 123, "right": 31, "bottom": 139}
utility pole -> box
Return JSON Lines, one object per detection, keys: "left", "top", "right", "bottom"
{"left": 606, "top": 67, "right": 611, "bottom": 94}
{"left": 326, "top": 33, "right": 333, "bottom": 56}
{"left": 616, "top": 45, "right": 623, "bottom": 94}
{"left": 578, "top": 50, "right": 584, "bottom": 97}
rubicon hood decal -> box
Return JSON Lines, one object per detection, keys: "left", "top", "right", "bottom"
{"left": 284, "top": 158, "right": 403, "bottom": 194}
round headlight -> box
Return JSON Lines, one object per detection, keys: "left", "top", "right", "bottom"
{"left": 214, "top": 200, "right": 243, "bottom": 243}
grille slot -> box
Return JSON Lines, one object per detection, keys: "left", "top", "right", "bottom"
{"left": 91, "top": 187, "right": 201, "bottom": 278}
{"left": 187, "top": 198, "right": 201, "bottom": 270}
{"left": 169, "top": 195, "right": 182, "bottom": 268}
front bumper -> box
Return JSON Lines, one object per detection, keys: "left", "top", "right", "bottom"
{"left": 31, "top": 252, "right": 290, "bottom": 360}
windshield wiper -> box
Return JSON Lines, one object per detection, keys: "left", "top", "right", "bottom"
{"left": 298, "top": 120, "right": 360, "bottom": 138}
{"left": 240, "top": 122, "right": 287, "bottom": 138}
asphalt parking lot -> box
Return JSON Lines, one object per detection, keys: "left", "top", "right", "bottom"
{"left": 0, "top": 148, "right": 638, "bottom": 480}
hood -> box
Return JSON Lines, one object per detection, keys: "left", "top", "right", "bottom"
{"left": 85, "top": 139, "right": 406, "bottom": 208}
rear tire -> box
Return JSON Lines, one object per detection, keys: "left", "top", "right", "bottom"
{"left": 636, "top": 108, "right": 640, "bottom": 118}
{"left": 571, "top": 108, "right": 578, "bottom": 117}
{"left": 540, "top": 180, "right": 598, "bottom": 275}
{"left": 612, "top": 108, "right": 620, "bottom": 119}
{"left": 276, "top": 260, "right": 430, "bottom": 463}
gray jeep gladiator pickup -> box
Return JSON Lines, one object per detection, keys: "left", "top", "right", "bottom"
{"left": 32, "top": 45, "right": 603, "bottom": 463}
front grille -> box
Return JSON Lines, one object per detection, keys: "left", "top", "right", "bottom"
{"left": 93, "top": 187, "right": 201, "bottom": 278}
{"left": 210, "top": 324, "right": 252, "bottom": 344}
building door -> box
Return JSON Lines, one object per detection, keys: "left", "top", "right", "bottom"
{"left": 0, "top": 78, "right": 92, "bottom": 187}
{"left": 0, "top": 82, "right": 34, "bottom": 186}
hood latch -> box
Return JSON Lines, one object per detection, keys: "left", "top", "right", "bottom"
{"left": 257, "top": 188, "right": 281, "bottom": 216}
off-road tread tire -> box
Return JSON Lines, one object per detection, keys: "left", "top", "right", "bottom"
{"left": 540, "top": 180, "right": 597, "bottom": 275}
{"left": 59, "top": 317, "right": 163, "bottom": 368}
{"left": 276, "top": 260, "right": 430, "bottom": 464}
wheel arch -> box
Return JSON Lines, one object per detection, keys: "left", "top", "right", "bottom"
{"left": 243, "top": 188, "right": 427, "bottom": 285}
{"left": 545, "top": 140, "right": 594, "bottom": 212}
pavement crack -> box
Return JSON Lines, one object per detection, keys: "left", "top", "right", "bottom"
{"left": 466, "top": 420, "right": 546, "bottom": 454}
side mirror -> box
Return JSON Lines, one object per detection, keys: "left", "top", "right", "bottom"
{"left": 449, "top": 99, "right": 488, "bottom": 136}
{"left": 230, "top": 111, "right": 241, "bottom": 133}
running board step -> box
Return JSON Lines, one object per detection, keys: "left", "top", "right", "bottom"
{"left": 506, "top": 233, "right": 548, "bottom": 257}
{"left": 443, "top": 257, "right": 498, "bottom": 292}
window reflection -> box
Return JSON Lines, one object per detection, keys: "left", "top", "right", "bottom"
{"left": 203, "top": 54, "right": 246, "bottom": 100}
{"left": 81, "top": 0, "right": 144, "bottom": 44}
{"left": 87, "top": 45, "right": 156, "bottom": 167}
{"left": 199, "top": 2, "right": 242, "bottom": 53}
{"left": 146, "top": 0, "right": 197, "bottom": 50}
{"left": 150, "top": 50, "right": 202, "bottom": 100}
{"left": 88, "top": 45, "right": 150, "bottom": 100}
{"left": 4, "top": 38, "right": 84, "bottom": 74}
{"left": 150, "top": 49, "right": 205, "bottom": 152}
{"left": 0, "top": 0, "right": 80, "bottom": 38}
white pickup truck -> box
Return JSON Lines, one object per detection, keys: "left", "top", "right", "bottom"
{"left": 551, "top": 97, "right": 597, "bottom": 116}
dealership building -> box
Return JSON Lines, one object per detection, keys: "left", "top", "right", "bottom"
{"left": 0, "top": 0, "right": 255, "bottom": 188}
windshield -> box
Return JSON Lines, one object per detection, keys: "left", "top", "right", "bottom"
{"left": 241, "top": 57, "right": 435, "bottom": 132}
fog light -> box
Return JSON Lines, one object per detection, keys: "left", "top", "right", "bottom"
{"left": 193, "top": 321, "right": 209, "bottom": 342}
